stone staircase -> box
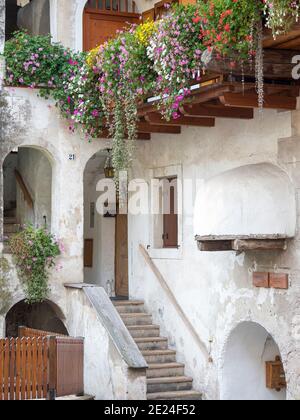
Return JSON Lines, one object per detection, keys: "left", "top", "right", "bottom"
{"left": 2, "top": 215, "right": 20, "bottom": 254}
{"left": 113, "top": 300, "right": 202, "bottom": 401}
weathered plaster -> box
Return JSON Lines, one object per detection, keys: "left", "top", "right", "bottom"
{"left": 129, "top": 107, "right": 299, "bottom": 400}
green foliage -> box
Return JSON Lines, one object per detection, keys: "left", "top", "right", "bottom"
{"left": 4, "top": 31, "right": 81, "bottom": 97}
{"left": 3, "top": 2, "right": 300, "bottom": 172}
{"left": 0, "top": 257, "right": 12, "bottom": 315}
{"left": 9, "top": 225, "right": 61, "bottom": 304}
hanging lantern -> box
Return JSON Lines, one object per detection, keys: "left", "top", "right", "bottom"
{"left": 104, "top": 149, "right": 115, "bottom": 179}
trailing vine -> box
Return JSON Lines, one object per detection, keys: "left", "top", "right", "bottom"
{"left": 9, "top": 225, "right": 61, "bottom": 304}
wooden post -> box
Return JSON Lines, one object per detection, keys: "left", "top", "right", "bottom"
{"left": 47, "top": 337, "right": 57, "bottom": 401}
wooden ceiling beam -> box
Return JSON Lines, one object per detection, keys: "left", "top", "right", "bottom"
{"left": 137, "top": 122, "right": 181, "bottom": 134}
{"left": 145, "top": 113, "right": 215, "bottom": 127}
{"left": 220, "top": 92, "right": 297, "bottom": 110}
{"left": 180, "top": 103, "right": 254, "bottom": 119}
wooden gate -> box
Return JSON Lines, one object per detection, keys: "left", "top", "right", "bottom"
{"left": 0, "top": 330, "right": 84, "bottom": 400}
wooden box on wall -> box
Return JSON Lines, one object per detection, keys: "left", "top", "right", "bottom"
{"left": 266, "top": 356, "right": 286, "bottom": 391}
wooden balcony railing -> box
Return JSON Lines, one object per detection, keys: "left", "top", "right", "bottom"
{"left": 85, "top": 0, "right": 137, "bottom": 14}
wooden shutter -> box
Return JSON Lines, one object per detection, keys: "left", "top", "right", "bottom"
{"left": 163, "top": 178, "right": 178, "bottom": 248}
{"left": 84, "top": 239, "right": 94, "bottom": 268}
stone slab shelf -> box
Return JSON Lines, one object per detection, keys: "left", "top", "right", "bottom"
{"left": 195, "top": 235, "right": 289, "bottom": 252}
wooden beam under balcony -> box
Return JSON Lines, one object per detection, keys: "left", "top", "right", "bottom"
{"left": 180, "top": 103, "right": 254, "bottom": 119}
{"left": 137, "top": 122, "right": 181, "bottom": 134}
{"left": 220, "top": 92, "right": 297, "bottom": 110}
{"left": 145, "top": 113, "right": 216, "bottom": 127}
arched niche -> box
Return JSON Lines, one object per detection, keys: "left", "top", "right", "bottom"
{"left": 194, "top": 163, "right": 296, "bottom": 240}
{"left": 220, "top": 321, "right": 286, "bottom": 400}
{"left": 5, "top": 299, "right": 68, "bottom": 338}
{"left": 2, "top": 146, "right": 53, "bottom": 231}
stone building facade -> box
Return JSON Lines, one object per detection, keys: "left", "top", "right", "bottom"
{"left": 0, "top": 0, "right": 299, "bottom": 400}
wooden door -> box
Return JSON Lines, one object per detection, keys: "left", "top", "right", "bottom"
{"left": 83, "top": 9, "right": 140, "bottom": 51}
{"left": 115, "top": 214, "right": 129, "bottom": 297}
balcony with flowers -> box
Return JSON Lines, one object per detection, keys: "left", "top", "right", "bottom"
{"left": 2, "top": 0, "right": 300, "bottom": 175}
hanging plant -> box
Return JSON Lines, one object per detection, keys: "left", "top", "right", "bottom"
{"left": 95, "top": 22, "right": 156, "bottom": 174}
{"left": 54, "top": 55, "right": 105, "bottom": 139}
{"left": 264, "top": 0, "right": 300, "bottom": 37}
{"left": 147, "top": 4, "right": 204, "bottom": 120}
{"left": 9, "top": 225, "right": 61, "bottom": 304}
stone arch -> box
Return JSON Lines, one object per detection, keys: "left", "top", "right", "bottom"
{"left": 4, "top": 298, "right": 68, "bottom": 338}
{"left": 220, "top": 321, "right": 286, "bottom": 400}
{"left": 194, "top": 163, "right": 296, "bottom": 238}
{"left": 83, "top": 149, "right": 116, "bottom": 290}
{"left": 1, "top": 145, "right": 54, "bottom": 231}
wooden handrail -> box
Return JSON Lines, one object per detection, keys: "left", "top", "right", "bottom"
{"left": 139, "top": 244, "right": 211, "bottom": 362}
{"left": 14, "top": 169, "right": 34, "bottom": 209}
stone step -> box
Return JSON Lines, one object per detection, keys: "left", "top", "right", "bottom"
{"left": 147, "top": 376, "right": 193, "bottom": 393}
{"left": 135, "top": 337, "right": 168, "bottom": 351}
{"left": 128, "top": 325, "right": 160, "bottom": 338}
{"left": 115, "top": 303, "right": 145, "bottom": 314}
{"left": 113, "top": 300, "right": 144, "bottom": 306}
{"left": 142, "top": 349, "right": 176, "bottom": 364}
{"left": 147, "top": 363, "right": 185, "bottom": 379}
{"left": 147, "top": 390, "right": 202, "bottom": 401}
{"left": 120, "top": 313, "right": 152, "bottom": 326}
{"left": 3, "top": 224, "right": 21, "bottom": 234}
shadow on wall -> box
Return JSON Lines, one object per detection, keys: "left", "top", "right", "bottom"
{"left": 5, "top": 299, "right": 68, "bottom": 338}
{"left": 221, "top": 321, "right": 286, "bottom": 400}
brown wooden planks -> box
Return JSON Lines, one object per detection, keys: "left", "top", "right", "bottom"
{"left": 15, "top": 338, "right": 21, "bottom": 400}
{"left": 0, "top": 340, "right": 3, "bottom": 400}
{"left": 9, "top": 338, "right": 15, "bottom": 400}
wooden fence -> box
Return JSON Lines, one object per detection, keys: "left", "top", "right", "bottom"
{"left": 0, "top": 332, "right": 84, "bottom": 400}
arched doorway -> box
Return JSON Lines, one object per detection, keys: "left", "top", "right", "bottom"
{"left": 221, "top": 322, "right": 286, "bottom": 400}
{"left": 83, "top": 0, "right": 140, "bottom": 51}
{"left": 83, "top": 150, "right": 128, "bottom": 298}
{"left": 5, "top": 300, "right": 68, "bottom": 338}
{"left": 2, "top": 147, "right": 52, "bottom": 252}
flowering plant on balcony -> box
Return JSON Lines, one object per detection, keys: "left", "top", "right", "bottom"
{"left": 54, "top": 57, "right": 105, "bottom": 139}
{"left": 195, "top": 0, "right": 262, "bottom": 59}
{"left": 4, "top": 31, "right": 81, "bottom": 97}
{"left": 263, "top": 0, "right": 299, "bottom": 37}
{"left": 9, "top": 225, "right": 61, "bottom": 304}
{"left": 94, "top": 23, "right": 156, "bottom": 172}
{"left": 147, "top": 4, "right": 203, "bottom": 120}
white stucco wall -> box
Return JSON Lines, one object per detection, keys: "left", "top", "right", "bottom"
{"left": 194, "top": 163, "right": 296, "bottom": 238}
{"left": 128, "top": 106, "right": 300, "bottom": 400}
{"left": 1, "top": 86, "right": 300, "bottom": 399}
